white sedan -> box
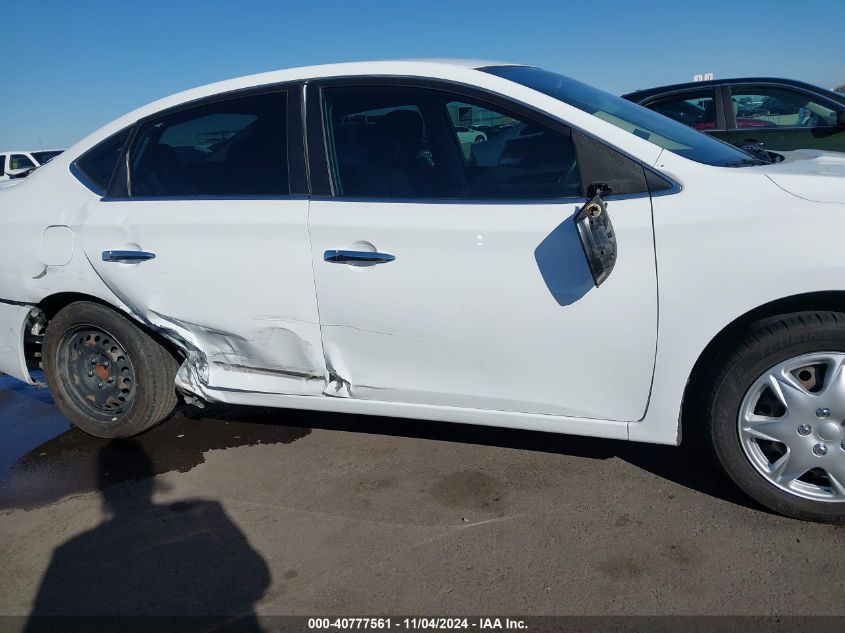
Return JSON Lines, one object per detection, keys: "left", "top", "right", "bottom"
{"left": 1, "top": 60, "right": 844, "bottom": 523}
{"left": 454, "top": 126, "right": 487, "bottom": 143}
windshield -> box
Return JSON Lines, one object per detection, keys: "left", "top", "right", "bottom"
{"left": 31, "top": 150, "right": 63, "bottom": 165}
{"left": 483, "top": 66, "right": 760, "bottom": 167}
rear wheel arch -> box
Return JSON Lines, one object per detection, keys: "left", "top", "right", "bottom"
{"left": 680, "top": 291, "right": 845, "bottom": 442}
{"left": 36, "top": 292, "right": 183, "bottom": 364}
{"left": 42, "top": 300, "right": 180, "bottom": 437}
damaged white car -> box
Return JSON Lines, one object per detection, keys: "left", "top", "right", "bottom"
{"left": 1, "top": 61, "right": 844, "bottom": 523}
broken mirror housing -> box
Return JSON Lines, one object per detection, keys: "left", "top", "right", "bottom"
{"left": 574, "top": 186, "right": 617, "bottom": 287}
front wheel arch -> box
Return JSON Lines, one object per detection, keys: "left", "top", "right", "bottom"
{"left": 680, "top": 291, "right": 845, "bottom": 444}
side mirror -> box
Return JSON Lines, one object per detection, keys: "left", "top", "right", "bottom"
{"left": 6, "top": 166, "right": 37, "bottom": 179}
{"left": 739, "top": 143, "right": 771, "bottom": 163}
{"left": 574, "top": 186, "right": 617, "bottom": 287}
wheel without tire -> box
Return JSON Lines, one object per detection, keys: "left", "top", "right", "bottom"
{"left": 707, "top": 311, "right": 845, "bottom": 523}
{"left": 43, "top": 301, "right": 179, "bottom": 438}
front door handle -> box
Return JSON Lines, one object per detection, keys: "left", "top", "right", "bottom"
{"left": 324, "top": 250, "right": 396, "bottom": 264}
{"left": 102, "top": 250, "right": 157, "bottom": 263}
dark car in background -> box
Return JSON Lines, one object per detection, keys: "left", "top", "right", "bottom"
{"left": 623, "top": 78, "right": 845, "bottom": 153}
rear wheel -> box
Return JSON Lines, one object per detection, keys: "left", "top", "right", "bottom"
{"left": 707, "top": 311, "right": 845, "bottom": 523}
{"left": 43, "top": 301, "right": 179, "bottom": 438}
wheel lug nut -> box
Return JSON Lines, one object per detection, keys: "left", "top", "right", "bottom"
{"left": 97, "top": 382, "right": 104, "bottom": 389}
{"left": 90, "top": 357, "right": 98, "bottom": 365}
{"left": 87, "top": 371, "right": 95, "bottom": 378}
{"left": 103, "top": 361, "right": 110, "bottom": 368}
{"left": 107, "top": 377, "right": 114, "bottom": 384}
{"left": 797, "top": 424, "right": 812, "bottom": 436}
{"left": 816, "top": 407, "right": 830, "bottom": 418}
{"left": 813, "top": 443, "right": 828, "bottom": 456}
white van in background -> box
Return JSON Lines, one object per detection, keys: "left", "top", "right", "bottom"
{"left": 0, "top": 150, "right": 64, "bottom": 180}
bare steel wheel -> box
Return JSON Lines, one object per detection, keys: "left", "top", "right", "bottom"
{"left": 707, "top": 311, "right": 845, "bottom": 523}
{"left": 43, "top": 301, "right": 179, "bottom": 438}
{"left": 738, "top": 352, "right": 845, "bottom": 502}
{"left": 57, "top": 326, "right": 137, "bottom": 421}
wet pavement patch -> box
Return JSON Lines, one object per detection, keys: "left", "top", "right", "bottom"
{"left": 1, "top": 374, "right": 753, "bottom": 514}
{"left": 0, "top": 376, "right": 311, "bottom": 511}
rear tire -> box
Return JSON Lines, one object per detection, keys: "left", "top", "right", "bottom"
{"left": 43, "top": 301, "right": 179, "bottom": 438}
{"left": 706, "top": 311, "right": 845, "bottom": 523}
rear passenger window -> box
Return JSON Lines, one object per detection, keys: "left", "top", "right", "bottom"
{"left": 129, "top": 91, "right": 288, "bottom": 197}
{"left": 321, "top": 86, "right": 581, "bottom": 200}
{"left": 75, "top": 128, "right": 131, "bottom": 192}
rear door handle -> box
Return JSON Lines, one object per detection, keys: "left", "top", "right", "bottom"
{"left": 102, "top": 250, "right": 157, "bottom": 263}
{"left": 324, "top": 250, "right": 395, "bottom": 264}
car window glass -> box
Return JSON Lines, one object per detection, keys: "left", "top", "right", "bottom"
{"left": 9, "top": 154, "right": 35, "bottom": 170}
{"left": 646, "top": 91, "right": 717, "bottom": 130}
{"left": 322, "top": 85, "right": 580, "bottom": 200}
{"left": 129, "top": 91, "right": 288, "bottom": 197}
{"left": 322, "top": 89, "right": 445, "bottom": 198}
{"left": 484, "top": 66, "right": 758, "bottom": 167}
{"left": 31, "top": 150, "right": 63, "bottom": 165}
{"left": 730, "top": 87, "right": 838, "bottom": 128}
{"left": 446, "top": 100, "right": 581, "bottom": 199}
{"left": 75, "top": 128, "right": 132, "bottom": 192}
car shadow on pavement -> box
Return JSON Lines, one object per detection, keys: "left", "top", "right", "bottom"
{"left": 24, "top": 439, "right": 271, "bottom": 633}
{"left": 0, "top": 404, "right": 312, "bottom": 511}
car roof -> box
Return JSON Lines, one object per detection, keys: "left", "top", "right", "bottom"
{"left": 55, "top": 58, "right": 669, "bottom": 174}
{"left": 622, "top": 77, "right": 845, "bottom": 103}
{"left": 400, "top": 58, "right": 519, "bottom": 69}
{"left": 58, "top": 60, "right": 536, "bottom": 158}
{"left": 139, "top": 59, "right": 524, "bottom": 116}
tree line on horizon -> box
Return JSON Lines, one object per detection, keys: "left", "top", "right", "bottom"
{"left": 838, "top": 84, "right": 845, "bottom": 93}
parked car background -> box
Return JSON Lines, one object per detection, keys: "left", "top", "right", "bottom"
{"left": 0, "top": 150, "right": 64, "bottom": 180}
{"left": 623, "top": 78, "right": 845, "bottom": 153}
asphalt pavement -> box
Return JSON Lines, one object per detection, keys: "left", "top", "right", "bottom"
{"left": 1, "top": 374, "right": 844, "bottom": 624}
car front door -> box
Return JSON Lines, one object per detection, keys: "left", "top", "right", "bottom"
{"left": 80, "top": 86, "right": 328, "bottom": 396}
{"left": 725, "top": 84, "right": 845, "bottom": 152}
{"left": 305, "top": 81, "right": 659, "bottom": 422}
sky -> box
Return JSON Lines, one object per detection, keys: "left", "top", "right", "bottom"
{"left": 2, "top": 0, "right": 843, "bottom": 149}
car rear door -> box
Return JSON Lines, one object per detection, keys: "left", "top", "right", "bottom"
{"left": 305, "top": 80, "right": 659, "bottom": 422}
{"left": 79, "top": 85, "right": 328, "bottom": 396}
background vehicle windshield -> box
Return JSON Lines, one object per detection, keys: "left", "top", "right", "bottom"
{"left": 484, "top": 66, "right": 757, "bottom": 166}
